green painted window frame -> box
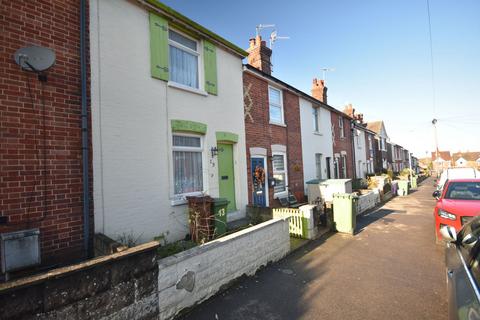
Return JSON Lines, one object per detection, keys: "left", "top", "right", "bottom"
{"left": 171, "top": 119, "right": 207, "bottom": 135}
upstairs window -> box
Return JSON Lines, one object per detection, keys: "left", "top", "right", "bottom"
{"left": 269, "top": 87, "right": 284, "bottom": 124}
{"left": 312, "top": 107, "right": 319, "bottom": 132}
{"left": 168, "top": 30, "right": 199, "bottom": 89}
{"left": 339, "top": 117, "right": 345, "bottom": 138}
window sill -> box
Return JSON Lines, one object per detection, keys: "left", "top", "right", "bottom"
{"left": 270, "top": 122, "right": 286, "bottom": 127}
{"left": 168, "top": 81, "right": 208, "bottom": 97}
{"left": 170, "top": 191, "right": 204, "bottom": 206}
{"left": 313, "top": 131, "right": 323, "bottom": 136}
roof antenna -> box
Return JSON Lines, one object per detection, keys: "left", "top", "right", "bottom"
{"left": 256, "top": 24, "right": 275, "bottom": 37}
{"left": 269, "top": 29, "right": 290, "bottom": 73}
{"left": 320, "top": 67, "right": 335, "bottom": 85}
{"left": 269, "top": 29, "right": 290, "bottom": 49}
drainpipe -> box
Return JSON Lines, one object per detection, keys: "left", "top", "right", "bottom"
{"left": 351, "top": 120, "right": 356, "bottom": 180}
{"left": 80, "top": 0, "right": 91, "bottom": 258}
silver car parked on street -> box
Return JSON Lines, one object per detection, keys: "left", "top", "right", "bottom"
{"left": 441, "top": 218, "right": 480, "bottom": 319}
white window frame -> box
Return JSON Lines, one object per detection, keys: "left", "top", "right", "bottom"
{"left": 168, "top": 28, "right": 203, "bottom": 90}
{"left": 312, "top": 107, "right": 319, "bottom": 132}
{"left": 268, "top": 86, "right": 284, "bottom": 125}
{"left": 171, "top": 133, "right": 205, "bottom": 205}
{"left": 272, "top": 151, "right": 288, "bottom": 198}
{"left": 315, "top": 153, "right": 323, "bottom": 179}
{"left": 341, "top": 155, "right": 347, "bottom": 178}
{"left": 339, "top": 116, "right": 345, "bottom": 138}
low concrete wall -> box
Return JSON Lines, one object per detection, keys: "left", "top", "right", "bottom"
{"left": 0, "top": 242, "right": 159, "bottom": 320}
{"left": 356, "top": 191, "right": 381, "bottom": 215}
{"left": 157, "top": 218, "right": 290, "bottom": 319}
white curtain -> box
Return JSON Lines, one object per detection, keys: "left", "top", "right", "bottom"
{"left": 169, "top": 46, "right": 198, "bottom": 88}
{"left": 173, "top": 151, "right": 203, "bottom": 194}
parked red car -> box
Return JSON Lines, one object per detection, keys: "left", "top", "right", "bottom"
{"left": 433, "top": 179, "right": 480, "bottom": 241}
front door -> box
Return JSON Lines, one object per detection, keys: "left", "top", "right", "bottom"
{"left": 217, "top": 143, "right": 236, "bottom": 212}
{"left": 326, "top": 157, "right": 332, "bottom": 179}
{"left": 251, "top": 157, "right": 267, "bottom": 207}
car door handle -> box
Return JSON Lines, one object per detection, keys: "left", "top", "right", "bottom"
{"left": 447, "top": 269, "right": 454, "bottom": 278}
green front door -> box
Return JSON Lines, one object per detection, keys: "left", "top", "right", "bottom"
{"left": 217, "top": 143, "right": 236, "bottom": 212}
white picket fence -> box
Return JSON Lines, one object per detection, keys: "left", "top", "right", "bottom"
{"left": 272, "top": 208, "right": 305, "bottom": 238}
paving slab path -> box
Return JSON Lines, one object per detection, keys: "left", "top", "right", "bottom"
{"left": 180, "top": 178, "right": 448, "bottom": 320}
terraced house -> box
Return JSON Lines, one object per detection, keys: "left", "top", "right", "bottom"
{"left": 243, "top": 35, "right": 305, "bottom": 206}
{"left": 90, "top": 0, "right": 249, "bottom": 243}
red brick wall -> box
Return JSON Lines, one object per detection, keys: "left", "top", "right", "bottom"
{"left": 331, "top": 112, "right": 354, "bottom": 178}
{"left": 243, "top": 71, "right": 305, "bottom": 206}
{"left": 0, "top": 1, "right": 91, "bottom": 266}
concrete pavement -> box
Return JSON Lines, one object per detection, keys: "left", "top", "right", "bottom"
{"left": 179, "top": 178, "right": 448, "bottom": 320}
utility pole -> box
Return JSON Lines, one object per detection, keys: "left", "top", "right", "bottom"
{"left": 432, "top": 118, "right": 439, "bottom": 174}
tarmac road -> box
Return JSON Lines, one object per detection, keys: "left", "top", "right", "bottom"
{"left": 180, "top": 178, "right": 448, "bottom": 320}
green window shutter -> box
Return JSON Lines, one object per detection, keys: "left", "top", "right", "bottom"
{"left": 149, "top": 13, "right": 169, "bottom": 81}
{"left": 203, "top": 40, "right": 218, "bottom": 95}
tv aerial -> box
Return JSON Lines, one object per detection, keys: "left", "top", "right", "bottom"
{"left": 14, "top": 46, "right": 56, "bottom": 81}
{"left": 256, "top": 24, "right": 275, "bottom": 37}
{"left": 320, "top": 67, "right": 335, "bottom": 84}
{"left": 269, "top": 30, "right": 290, "bottom": 49}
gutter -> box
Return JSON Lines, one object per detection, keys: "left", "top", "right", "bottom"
{"left": 139, "top": 0, "right": 248, "bottom": 58}
{"left": 80, "top": 0, "right": 91, "bottom": 258}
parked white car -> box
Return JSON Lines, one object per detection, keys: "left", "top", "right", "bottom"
{"left": 436, "top": 167, "right": 480, "bottom": 192}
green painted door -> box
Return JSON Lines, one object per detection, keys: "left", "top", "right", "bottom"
{"left": 217, "top": 143, "right": 236, "bottom": 212}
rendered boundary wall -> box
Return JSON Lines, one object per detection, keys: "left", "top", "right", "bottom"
{"left": 157, "top": 218, "right": 290, "bottom": 319}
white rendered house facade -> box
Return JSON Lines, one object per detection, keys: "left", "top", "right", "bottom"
{"left": 299, "top": 97, "right": 334, "bottom": 189}
{"left": 89, "top": 0, "right": 248, "bottom": 243}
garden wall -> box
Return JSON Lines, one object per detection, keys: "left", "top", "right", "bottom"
{"left": 157, "top": 218, "right": 290, "bottom": 319}
{"left": 356, "top": 190, "right": 381, "bottom": 215}
{"left": 0, "top": 242, "right": 159, "bottom": 320}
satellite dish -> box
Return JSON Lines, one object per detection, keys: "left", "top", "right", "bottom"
{"left": 13, "top": 46, "right": 56, "bottom": 72}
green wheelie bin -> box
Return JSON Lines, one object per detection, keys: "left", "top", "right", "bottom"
{"left": 332, "top": 193, "right": 358, "bottom": 235}
{"left": 211, "top": 198, "right": 230, "bottom": 237}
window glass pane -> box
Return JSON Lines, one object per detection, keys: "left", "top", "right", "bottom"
{"left": 313, "top": 108, "right": 319, "bottom": 131}
{"left": 173, "top": 150, "right": 203, "bottom": 194}
{"left": 273, "top": 173, "right": 286, "bottom": 193}
{"left": 169, "top": 30, "right": 197, "bottom": 51}
{"left": 269, "top": 105, "right": 282, "bottom": 123}
{"left": 169, "top": 45, "right": 199, "bottom": 88}
{"left": 272, "top": 155, "right": 285, "bottom": 171}
{"left": 269, "top": 87, "right": 281, "bottom": 105}
{"left": 316, "top": 154, "right": 322, "bottom": 179}
{"left": 173, "top": 135, "right": 201, "bottom": 148}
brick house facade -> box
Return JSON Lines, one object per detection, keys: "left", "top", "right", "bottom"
{"left": 0, "top": 1, "right": 91, "bottom": 268}
{"left": 243, "top": 36, "right": 304, "bottom": 206}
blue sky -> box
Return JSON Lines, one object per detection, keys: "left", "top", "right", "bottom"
{"left": 161, "top": 0, "right": 480, "bottom": 158}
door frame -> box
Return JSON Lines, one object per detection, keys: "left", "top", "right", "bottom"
{"left": 251, "top": 155, "right": 269, "bottom": 207}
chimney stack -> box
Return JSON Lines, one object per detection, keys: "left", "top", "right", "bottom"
{"left": 312, "top": 78, "right": 328, "bottom": 104}
{"left": 247, "top": 35, "right": 272, "bottom": 75}
{"left": 343, "top": 103, "right": 354, "bottom": 118}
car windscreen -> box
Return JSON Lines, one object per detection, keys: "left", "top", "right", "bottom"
{"left": 445, "top": 181, "right": 480, "bottom": 200}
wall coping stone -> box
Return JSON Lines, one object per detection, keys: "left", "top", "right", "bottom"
{"left": 0, "top": 241, "right": 159, "bottom": 293}
{"left": 158, "top": 219, "right": 285, "bottom": 268}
